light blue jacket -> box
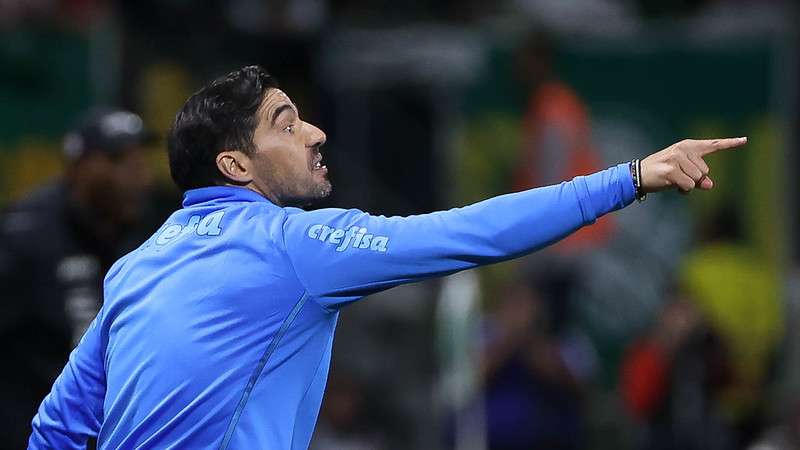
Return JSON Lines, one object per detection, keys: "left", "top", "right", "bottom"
{"left": 29, "top": 163, "right": 634, "bottom": 449}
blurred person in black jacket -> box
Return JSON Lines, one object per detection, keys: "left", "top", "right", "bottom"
{"left": 0, "top": 109, "right": 155, "bottom": 449}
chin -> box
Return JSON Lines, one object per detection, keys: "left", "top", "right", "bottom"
{"left": 316, "top": 180, "right": 333, "bottom": 199}
{"left": 285, "top": 181, "right": 332, "bottom": 208}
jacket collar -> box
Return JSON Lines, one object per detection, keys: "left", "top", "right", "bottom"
{"left": 182, "top": 186, "right": 277, "bottom": 208}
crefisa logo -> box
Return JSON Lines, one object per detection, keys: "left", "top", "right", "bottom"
{"left": 307, "top": 225, "right": 389, "bottom": 252}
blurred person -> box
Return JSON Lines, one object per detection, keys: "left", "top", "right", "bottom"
{"left": 681, "top": 206, "right": 783, "bottom": 445}
{"left": 0, "top": 109, "right": 154, "bottom": 449}
{"left": 477, "top": 272, "right": 594, "bottom": 450}
{"left": 621, "top": 295, "right": 736, "bottom": 450}
{"left": 622, "top": 206, "right": 783, "bottom": 450}
{"left": 513, "top": 31, "right": 614, "bottom": 254}
{"left": 28, "top": 65, "right": 745, "bottom": 449}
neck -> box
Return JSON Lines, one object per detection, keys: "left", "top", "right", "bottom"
{"left": 230, "top": 181, "right": 284, "bottom": 207}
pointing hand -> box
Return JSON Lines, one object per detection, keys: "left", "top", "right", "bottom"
{"left": 640, "top": 137, "right": 747, "bottom": 193}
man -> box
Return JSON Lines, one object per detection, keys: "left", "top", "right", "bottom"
{"left": 0, "top": 109, "right": 154, "bottom": 449}
{"left": 28, "top": 65, "right": 745, "bottom": 449}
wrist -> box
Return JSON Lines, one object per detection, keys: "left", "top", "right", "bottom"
{"left": 629, "top": 159, "right": 647, "bottom": 202}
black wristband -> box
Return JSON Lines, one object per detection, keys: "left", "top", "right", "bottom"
{"left": 630, "top": 159, "right": 646, "bottom": 202}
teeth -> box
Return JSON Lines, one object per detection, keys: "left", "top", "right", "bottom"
{"left": 312, "top": 150, "right": 324, "bottom": 169}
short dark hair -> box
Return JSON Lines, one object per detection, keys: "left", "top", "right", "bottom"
{"left": 167, "top": 65, "right": 278, "bottom": 192}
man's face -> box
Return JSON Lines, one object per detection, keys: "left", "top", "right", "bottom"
{"left": 248, "top": 88, "right": 330, "bottom": 207}
{"left": 85, "top": 146, "right": 154, "bottom": 224}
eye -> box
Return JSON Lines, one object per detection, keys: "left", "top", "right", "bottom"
{"left": 283, "top": 124, "right": 295, "bottom": 134}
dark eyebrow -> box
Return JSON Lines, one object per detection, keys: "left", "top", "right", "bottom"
{"left": 270, "top": 104, "right": 296, "bottom": 127}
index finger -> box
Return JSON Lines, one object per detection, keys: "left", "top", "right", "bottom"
{"left": 695, "top": 137, "right": 748, "bottom": 156}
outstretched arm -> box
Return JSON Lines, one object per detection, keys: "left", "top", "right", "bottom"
{"left": 283, "top": 162, "right": 633, "bottom": 307}
{"left": 282, "top": 137, "right": 746, "bottom": 309}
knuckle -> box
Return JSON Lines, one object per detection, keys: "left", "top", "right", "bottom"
{"left": 667, "top": 149, "right": 678, "bottom": 160}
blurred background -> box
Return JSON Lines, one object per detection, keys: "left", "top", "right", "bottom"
{"left": 0, "top": 0, "right": 798, "bottom": 449}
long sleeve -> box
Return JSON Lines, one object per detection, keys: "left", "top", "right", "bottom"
{"left": 282, "top": 163, "right": 635, "bottom": 308}
{"left": 28, "top": 310, "right": 106, "bottom": 449}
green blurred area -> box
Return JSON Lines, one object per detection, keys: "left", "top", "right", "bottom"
{"left": 456, "top": 32, "right": 788, "bottom": 394}
{"left": 459, "top": 33, "right": 784, "bottom": 258}
{"left": 0, "top": 28, "right": 92, "bottom": 203}
{"left": 0, "top": 28, "right": 91, "bottom": 142}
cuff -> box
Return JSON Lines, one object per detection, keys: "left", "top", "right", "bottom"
{"left": 572, "top": 163, "right": 636, "bottom": 224}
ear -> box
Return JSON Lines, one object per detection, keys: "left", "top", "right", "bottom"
{"left": 216, "top": 150, "right": 252, "bottom": 184}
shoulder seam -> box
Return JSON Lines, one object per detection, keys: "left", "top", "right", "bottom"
{"left": 278, "top": 210, "right": 334, "bottom": 313}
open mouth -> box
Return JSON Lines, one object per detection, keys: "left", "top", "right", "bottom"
{"left": 311, "top": 148, "right": 327, "bottom": 172}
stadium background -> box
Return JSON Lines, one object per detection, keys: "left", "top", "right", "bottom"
{"left": 0, "top": 0, "right": 798, "bottom": 449}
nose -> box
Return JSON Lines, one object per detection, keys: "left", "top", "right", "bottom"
{"left": 304, "top": 121, "right": 326, "bottom": 148}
